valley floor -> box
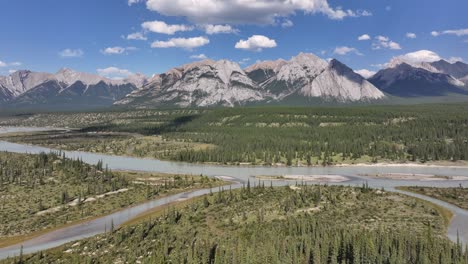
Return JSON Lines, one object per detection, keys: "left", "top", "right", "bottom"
{"left": 0, "top": 152, "right": 223, "bottom": 248}
{"left": 2, "top": 104, "right": 468, "bottom": 167}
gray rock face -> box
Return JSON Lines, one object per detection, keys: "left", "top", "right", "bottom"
{"left": 117, "top": 60, "right": 265, "bottom": 107}
{"left": 0, "top": 69, "right": 148, "bottom": 108}
{"left": 244, "top": 54, "right": 385, "bottom": 102}
{"left": 430, "top": 60, "right": 468, "bottom": 79}
{"left": 118, "top": 53, "right": 385, "bottom": 108}
{"left": 369, "top": 62, "right": 467, "bottom": 97}
{"left": 299, "top": 59, "right": 384, "bottom": 101}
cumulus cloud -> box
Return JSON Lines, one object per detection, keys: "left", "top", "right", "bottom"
{"left": 127, "top": 32, "right": 147, "bottom": 40}
{"left": 448, "top": 57, "right": 464, "bottom": 63}
{"left": 281, "top": 19, "right": 294, "bottom": 28}
{"left": 0, "top": 61, "right": 21, "bottom": 68}
{"left": 333, "top": 46, "right": 362, "bottom": 56}
{"left": 372, "top": 36, "right": 401, "bottom": 50}
{"left": 431, "top": 28, "right": 468, "bottom": 37}
{"left": 128, "top": 0, "right": 143, "bottom": 5}
{"left": 235, "top": 35, "right": 277, "bottom": 51}
{"left": 151, "top": 36, "right": 210, "bottom": 49}
{"left": 190, "top": 54, "right": 208, "bottom": 60}
{"left": 97, "top": 67, "right": 133, "bottom": 79}
{"left": 142, "top": 20, "right": 193, "bottom": 35}
{"left": 406, "top": 32, "right": 417, "bottom": 39}
{"left": 354, "top": 69, "right": 376, "bottom": 78}
{"left": 394, "top": 50, "right": 441, "bottom": 64}
{"left": 238, "top": 58, "right": 251, "bottom": 65}
{"left": 59, "top": 49, "right": 84, "bottom": 58}
{"left": 145, "top": 0, "right": 371, "bottom": 24}
{"left": 101, "top": 46, "right": 137, "bottom": 55}
{"left": 358, "top": 34, "right": 370, "bottom": 41}
{"left": 203, "top": 24, "right": 238, "bottom": 35}
{"left": 390, "top": 51, "right": 464, "bottom": 66}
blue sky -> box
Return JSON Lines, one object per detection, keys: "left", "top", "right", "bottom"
{"left": 0, "top": 0, "right": 467, "bottom": 78}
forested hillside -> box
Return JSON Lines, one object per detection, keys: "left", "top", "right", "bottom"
{"left": 0, "top": 152, "right": 220, "bottom": 239}
{"left": 9, "top": 184, "right": 467, "bottom": 263}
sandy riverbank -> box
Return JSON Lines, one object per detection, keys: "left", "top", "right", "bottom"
{"left": 256, "top": 174, "right": 350, "bottom": 182}
{"left": 359, "top": 173, "right": 468, "bottom": 181}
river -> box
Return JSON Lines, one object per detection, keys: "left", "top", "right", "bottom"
{"left": 0, "top": 127, "right": 467, "bottom": 259}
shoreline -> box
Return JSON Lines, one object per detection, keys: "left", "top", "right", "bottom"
{"left": 1, "top": 126, "right": 468, "bottom": 170}
{"left": 2, "top": 138, "right": 468, "bottom": 170}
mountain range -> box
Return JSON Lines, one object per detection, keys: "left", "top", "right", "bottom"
{"left": 1, "top": 52, "right": 468, "bottom": 109}
{"left": 0, "top": 69, "right": 147, "bottom": 108}
{"left": 368, "top": 57, "right": 468, "bottom": 97}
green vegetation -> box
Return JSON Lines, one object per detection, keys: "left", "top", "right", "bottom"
{"left": 8, "top": 184, "right": 467, "bottom": 263}
{"left": 2, "top": 104, "right": 468, "bottom": 166}
{"left": 400, "top": 186, "right": 468, "bottom": 210}
{"left": 0, "top": 152, "right": 221, "bottom": 241}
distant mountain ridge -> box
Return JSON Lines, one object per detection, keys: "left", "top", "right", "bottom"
{"left": 2, "top": 52, "right": 468, "bottom": 109}
{"left": 0, "top": 69, "right": 148, "bottom": 108}
{"left": 369, "top": 58, "right": 468, "bottom": 97}
{"left": 117, "top": 53, "right": 385, "bottom": 108}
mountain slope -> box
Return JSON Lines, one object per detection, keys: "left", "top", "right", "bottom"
{"left": 245, "top": 54, "right": 384, "bottom": 102}
{"left": 117, "top": 60, "right": 265, "bottom": 107}
{"left": 1, "top": 69, "right": 147, "bottom": 108}
{"left": 0, "top": 70, "right": 53, "bottom": 97}
{"left": 430, "top": 60, "right": 468, "bottom": 79}
{"left": 0, "top": 86, "right": 13, "bottom": 103}
{"left": 369, "top": 62, "right": 467, "bottom": 97}
{"left": 297, "top": 59, "right": 384, "bottom": 101}
{"left": 245, "top": 53, "right": 328, "bottom": 99}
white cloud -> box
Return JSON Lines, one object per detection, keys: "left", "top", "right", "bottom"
{"left": 151, "top": 36, "right": 210, "bottom": 49}
{"left": 333, "top": 46, "right": 362, "bottom": 56}
{"left": 371, "top": 63, "right": 386, "bottom": 68}
{"left": 448, "top": 57, "right": 464, "bottom": 63}
{"left": 145, "top": 0, "right": 371, "bottom": 24}
{"left": 372, "top": 35, "right": 401, "bottom": 50}
{"left": 385, "top": 6, "right": 392, "bottom": 11}
{"left": 281, "top": 19, "right": 294, "bottom": 28}
{"left": 238, "top": 58, "right": 251, "bottom": 65}
{"left": 127, "top": 32, "right": 147, "bottom": 40}
{"left": 190, "top": 54, "right": 208, "bottom": 60}
{"left": 9, "top": 69, "right": 17, "bottom": 74}
{"left": 142, "top": 20, "right": 193, "bottom": 35}
{"left": 406, "top": 32, "right": 417, "bottom": 39}
{"left": 431, "top": 28, "right": 468, "bottom": 37}
{"left": 394, "top": 50, "right": 441, "bottom": 64}
{"left": 358, "top": 34, "right": 370, "bottom": 41}
{"left": 385, "top": 50, "right": 467, "bottom": 69}
{"left": 235, "top": 35, "right": 277, "bottom": 51}
{"left": 59, "top": 49, "right": 84, "bottom": 58}
{"left": 101, "top": 46, "right": 137, "bottom": 55}
{"left": 203, "top": 24, "right": 238, "bottom": 35}
{"left": 0, "top": 60, "right": 21, "bottom": 68}
{"left": 355, "top": 69, "right": 376, "bottom": 78}
{"left": 128, "top": 0, "right": 143, "bottom": 6}
{"left": 97, "top": 67, "right": 133, "bottom": 79}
